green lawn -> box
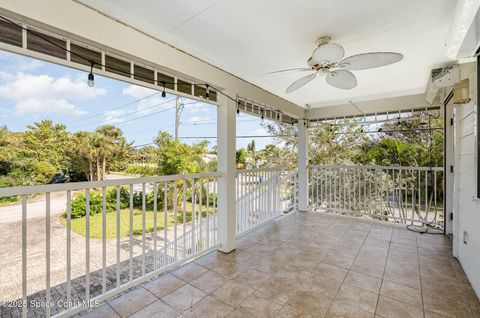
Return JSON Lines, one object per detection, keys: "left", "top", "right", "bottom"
{"left": 60, "top": 202, "right": 214, "bottom": 239}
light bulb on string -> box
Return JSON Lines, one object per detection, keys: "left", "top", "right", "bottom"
{"left": 161, "top": 82, "right": 166, "bottom": 98}
{"left": 87, "top": 62, "right": 95, "bottom": 87}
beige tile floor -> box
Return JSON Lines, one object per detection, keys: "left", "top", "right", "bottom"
{"left": 79, "top": 212, "right": 480, "bottom": 318}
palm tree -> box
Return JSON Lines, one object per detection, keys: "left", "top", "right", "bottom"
{"left": 96, "top": 125, "right": 130, "bottom": 180}
{"left": 72, "top": 132, "right": 96, "bottom": 181}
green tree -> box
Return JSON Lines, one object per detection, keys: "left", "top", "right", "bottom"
{"left": 20, "top": 120, "right": 71, "bottom": 183}
{"left": 96, "top": 125, "right": 132, "bottom": 180}
{"left": 154, "top": 131, "right": 208, "bottom": 175}
{"left": 246, "top": 140, "right": 259, "bottom": 168}
{"left": 0, "top": 126, "right": 18, "bottom": 175}
{"left": 236, "top": 148, "right": 247, "bottom": 169}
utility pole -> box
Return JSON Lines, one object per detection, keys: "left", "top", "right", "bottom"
{"left": 175, "top": 96, "right": 183, "bottom": 140}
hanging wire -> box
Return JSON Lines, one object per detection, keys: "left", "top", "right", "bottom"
{"left": 0, "top": 15, "right": 242, "bottom": 106}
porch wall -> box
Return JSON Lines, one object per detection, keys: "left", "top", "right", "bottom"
{"left": 454, "top": 62, "right": 480, "bottom": 297}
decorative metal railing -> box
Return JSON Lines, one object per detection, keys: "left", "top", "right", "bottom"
{"left": 308, "top": 165, "right": 444, "bottom": 230}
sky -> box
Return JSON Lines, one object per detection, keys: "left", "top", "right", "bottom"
{"left": 0, "top": 50, "right": 276, "bottom": 150}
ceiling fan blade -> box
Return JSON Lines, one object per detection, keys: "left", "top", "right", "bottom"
{"left": 285, "top": 73, "right": 317, "bottom": 93}
{"left": 339, "top": 52, "right": 403, "bottom": 70}
{"left": 326, "top": 70, "right": 357, "bottom": 89}
{"left": 261, "top": 68, "right": 312, "bottom": 76}
{"left": 312, "top": 43, "right": 345, "bottom": 65}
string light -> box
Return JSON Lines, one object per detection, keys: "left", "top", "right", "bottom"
{"left": 260, "top": 109, "right": 264, "bottom": 120}
{"left": 0, "top": 15, "right": 300, "bottom": 125}
{"left": 236, "top": 101, "right": 240, "bottom": 115}
{"left": 161, "top": 82, "right": 166, "bottom": 98}
{"left": 87, "top": 62, "right": 95, "bottom": 87}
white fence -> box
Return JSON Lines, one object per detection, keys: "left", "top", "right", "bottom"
{"left": 0, "top": 172, "right": 220, "bottom": 318}
{"left": 235, "top": 168, "right": 297, "bottom": 235}
{"left": 308, "top": 165, "right": 444, "bottom": 229}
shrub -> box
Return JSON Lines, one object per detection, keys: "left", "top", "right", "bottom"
{"left": 125, "top": 164, "right": 157, "bottom": 176}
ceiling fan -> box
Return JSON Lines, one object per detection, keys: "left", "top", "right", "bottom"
{"left": 263, "top": 36, "right": 403, "bottom": 93}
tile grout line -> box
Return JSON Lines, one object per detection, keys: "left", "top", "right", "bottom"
{"left": 416, "top": 232, "right": 426, "bottom": 318}
{"left": 372, "top": 224, "right": 393, "bottom": 317}
{"left": 323, "top": 220, "right": 374, "bottom": 316}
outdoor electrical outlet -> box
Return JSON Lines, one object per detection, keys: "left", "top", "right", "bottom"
{"left": 463, "top": 231, "right": 469, "bottom": 244}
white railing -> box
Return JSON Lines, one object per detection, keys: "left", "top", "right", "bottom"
{"left": 235, "top": 168, "right": 297, "bottom": 235}
{"left": 0, "top": 172, "right": 220, "bottom": 318}
{"left": 308, "top": 165, "right": 444, "bottom": 229}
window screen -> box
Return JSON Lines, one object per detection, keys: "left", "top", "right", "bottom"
{"left": 0, "top": 19, "right": 22, "bottom": 47}
{"left": 194, "top": 85, "right": 206, "bottom": 99}
{"left": 105, "top": 55, "right": 131, "bottom": 77}
{"left": 27, "top": 30, "right": 66, "bottom": 59}
{"left": 157, "top": 72, "right": 175, "bottom": 90}
{"left": 134, "top": 65, "right": 154, "bottom": 84}
{"left": 70, "top": 43, "right": 101, "bottom": 69}
{"left": 177, "top": 79, "right": 192, "bottom": 95}
{"left": 209, "top": 90, "right": 217, "bottom": 102}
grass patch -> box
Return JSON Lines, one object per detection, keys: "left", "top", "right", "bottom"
{"left": 60, "top": 202, "right": 214, "bottom": 239}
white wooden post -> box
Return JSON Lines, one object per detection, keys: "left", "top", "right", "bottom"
{"left": 217, "top": 94, "right": 237, "bottom": 253}
{"left": 297, "top": 119, "right": 309, "bottom": 211}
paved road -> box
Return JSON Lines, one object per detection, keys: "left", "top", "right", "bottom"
{"left": 0, "top": 174, "right": 134, "bottom": 224}
{"left": 0, "top": 191, "right": 67, "bottom": 223}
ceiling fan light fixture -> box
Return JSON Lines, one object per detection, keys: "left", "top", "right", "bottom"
{"left": 312, "top": 43, "right": 345, "bottom": 65}
{"left": 265, "top": 37, "right": 403, "bottom": 93}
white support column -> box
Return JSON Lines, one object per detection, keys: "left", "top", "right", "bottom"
{"left": 217, "top": 94, "right": 237, "bottom": 253}
{"left": 297, "top": 119, "right": 309, "bottom": 211}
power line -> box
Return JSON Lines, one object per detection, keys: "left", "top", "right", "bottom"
{"left": 72, "top": 97, "right": 177, "bottom": 129}
{"left": 180, "top": 118, "right": 260, "bottom": 125}
{"left": 100, "top": 105, "right": 177, "bottom": 127}
{"left": 0, "top": 15, "right": 241, "bottom": 103}
{"left": 66, "top": 91, "right": 161, "bottom": 124}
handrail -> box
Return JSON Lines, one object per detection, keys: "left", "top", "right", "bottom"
{"left": 236, "top": 167, "right": 283, "bottom": 173}
{"left": 308, "top": 164, "right": 443, "bottom": 171}
{"left": 0, "top": 172, "right": 221, "bottom": 197}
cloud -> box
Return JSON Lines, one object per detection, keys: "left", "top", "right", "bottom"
{"left": 103, "top": 109, "right": 130, "bottom": 124}
{"left": 15, "top": 98, "right": 87, "bottom": 117}
{"left": 188, "top": 116, "right": 210, "bottom": 123}
{"left": 0, "top": 72, "right": 106, "bottom": 118}
{"left": 122, "top": 84, "right": 174, "bottom": 114}
{"left": 0, "top": 51, "right": 43, "bottom": 72}
{"left": 122, "top": 85, "right": 157, "bottom": 99}
{"left": 255, "top": 127, "right": 269, "bottom": 135}
{"left": 183, "top": 102, "right": 210, "bottom": 113}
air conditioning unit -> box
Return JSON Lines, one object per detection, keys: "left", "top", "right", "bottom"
{"left": 425, "top": 65, "right": 459, "bottom": 104}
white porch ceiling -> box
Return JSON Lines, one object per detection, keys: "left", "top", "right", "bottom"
{"left": 78, "top": 0, "right": 456, "bottom": 109}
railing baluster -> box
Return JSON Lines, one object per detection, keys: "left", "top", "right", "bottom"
{"left": 174, "top": 182, "right": 178, "bottom": 261}
{"left": 182, "top": 179, "right": 186, "bottom": 259}
{"left": 191, "top": 179, "right": 196, "bottom": 255}
{"left": 116, "top": 186, "right": 121, "bottom": 287}
{"left": 21, "top": 195, "right": 27, "bottom": 318}
{"left": 66, "top": 190, "right": 72, "bottom": 304}
{"left": 206, "top": 178, "right": 210, "bottom": 248}
{"left": 199, "top": 178, "right": 203, "bottom": 251}
{"left": 102, "top": 187, "right": 107, "bottom": 294}
{"left": 85, "top": 188, "right": 90, "bottom": 300}
{"left": 46, "top": 192, "right": 51, "bottom": 318}
{"left": 153, "top": 183, "right": 158, "bottom": 270}
{"left": 164, "top": 181, "right": 168, "bottom": 265}
{"left": 129, "top": 185, "right": 133, "bottom": 281}
{"left": 141, "top": 183, "right": 146, "bottom": 276}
